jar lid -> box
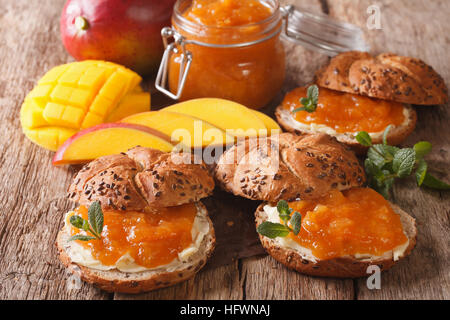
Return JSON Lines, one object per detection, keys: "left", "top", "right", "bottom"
{"left": 281, "top": 5, "right": 370, "bottom": 56}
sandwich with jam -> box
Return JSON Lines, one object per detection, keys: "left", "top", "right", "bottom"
{"left": 276, "top": 51, "right": 448, "bottom": 154}
{"left": 214, "top": 133, "right": 416, "bottom": 277}
{"left": 57, "top": 147, "right": 215, "bottom": 293}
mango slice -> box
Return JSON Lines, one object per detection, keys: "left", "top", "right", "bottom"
{"left": 52, "top": 123, "right": 174, "bottom": 165}
{"left": 122, "top": 111, "right": 234, "bottom": 148}
{"left": 20, "top": 60, "right": 150, "bottom": 151}
{"left": 250, "top": 110, "right": 281, "bottom": 132}
{"left": 161, "top": 98, "right": 267, "bottom": 138}
{"left": 105, "top": 93, "right": 151, "bottom": 123}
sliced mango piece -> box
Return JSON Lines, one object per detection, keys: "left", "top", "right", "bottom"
{"left": 53, "top": 123, "right": 174, "bottom": 165}
{"left": 162, "top": 98, "right": 266, "bottom": 138}
{"left": 43, "top": 102, "right": 66, "bottom": 125}
{"left": 81, "top": 112, "right": 104, "bottom": 129}
{"left": 50, "top": 85, "right": 73, "bottom": 104}
{"left": 20, "top": 100, "right": 46, "bottom": 129}
{"left": 122, "top": 111, "right": 234, "bottom": 148}
{"left": 38, "top": 64, "right": 70, "bottom": 85}
{"left": 24, "top": 127, "right": 77, "bottom": 152}
{"left": 20, "top": 60, "right": 147, "bottom": 151}
{"left": 250, "top": 110, "right": 281, "bottom": 133}
{"left": 106, "top": 93, "right": 150, "bottom": 123}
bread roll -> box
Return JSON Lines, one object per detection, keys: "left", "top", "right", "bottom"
{"left": 316, "top": 51, "right": 448, "bottom": 105}
{"left": 214, "top": 133, "right": 366, "bottom": 202}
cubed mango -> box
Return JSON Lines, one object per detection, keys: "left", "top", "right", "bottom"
{"left": 20, "top": 60, "right": 146, "bottom": 150}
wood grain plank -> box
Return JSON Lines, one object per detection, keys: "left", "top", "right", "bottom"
{"left": 0, "top": 0, "right": 109, "bottom": 299}
{"left": 327, "top": 0, "right": 450, "bottom": 300}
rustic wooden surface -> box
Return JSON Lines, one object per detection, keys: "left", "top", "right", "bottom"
{"left": 0, "top": 0, "right": 449, "bottom": 300}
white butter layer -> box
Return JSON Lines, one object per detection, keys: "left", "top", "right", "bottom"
{"left": 64, "top": 204, "right": 210, "bottom": 273}
{"left": 263, "top": 204, "right": 409, "bottom": 262}
{"left": 280, "top": 107, "right": 411, "bottom": 140}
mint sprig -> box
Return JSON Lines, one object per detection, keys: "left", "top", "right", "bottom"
{"left": 68, "top": 201, "right": 104, "bottom": 241}
{"left": 356, "top": 127, "right": 450, "bottom": 198}
{"left": 293, "top": 85, "right": 319, "bottom": 113}
{"left": 257, "top": 200, "right": 302, "bottom": 239}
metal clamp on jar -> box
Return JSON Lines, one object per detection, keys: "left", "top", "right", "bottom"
{"left": 156, "top": 0, "right": 369, "bottom": 109}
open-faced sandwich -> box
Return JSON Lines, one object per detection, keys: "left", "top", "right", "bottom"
{"left": 214, "top": 133, "right": 417, "bottom": 277}
{"left": 57, "top": 147, "right": 216, "bottom": 293}
{"left": 276, "top": 51, "right": 448, "bottom": 154}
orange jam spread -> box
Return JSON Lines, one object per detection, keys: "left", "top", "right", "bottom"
{"left": 284, "top": 188, "right": 407, "bottom": 260}
{"left": 282, "top": 87, "right": 405, "bottom": 133}
{"left": 68, "top": 203, "right": 197, "bottom": 268}
{"left": 184, "top": 0, "right": 273, "bottom": 27}
{"left": 170, "top": 0, "right": 285, "bottom": 109}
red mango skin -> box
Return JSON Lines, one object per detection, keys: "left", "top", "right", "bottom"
{"left": 60, "top": 0, "right": 176, "bottom": 76}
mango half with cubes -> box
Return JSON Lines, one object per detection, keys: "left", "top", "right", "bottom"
{"left": 20, "top": 60, "right": 150, "bottom": 151}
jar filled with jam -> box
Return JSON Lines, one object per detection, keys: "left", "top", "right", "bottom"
{"left": 156, "top": 0, "right": 369, "bottom": 109}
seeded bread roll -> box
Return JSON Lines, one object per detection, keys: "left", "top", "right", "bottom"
{"left": 68, "top": 147, "right": 215, "bottom": 211}
{"left": 275, "top": 102, "right": 417, "bottom": 155}
{"left": 214, "top": 133, "right": 366, "bottom": 202}
{"left": 57, "top": 202, "right": 216, "bottom": 293}
{"left": 255, "top": 201, "right": 417, "bottom": 278}
{"left": 316, "top": 51, "right": 448, "bottom": 105}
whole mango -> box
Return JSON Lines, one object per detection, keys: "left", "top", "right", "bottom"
{"left": 20, "top": 60, "right": 150, "bottom": 151}
{"left": 60, "top": 0, "right": 176, "bottom": 76}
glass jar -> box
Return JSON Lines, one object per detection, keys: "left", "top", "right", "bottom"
{"left": 156, "top": 0, "right": 369, "bottom": 109}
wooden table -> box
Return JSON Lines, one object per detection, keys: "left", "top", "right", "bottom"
{"left": 1, "top": 0, "right": 449, "bottom": 300}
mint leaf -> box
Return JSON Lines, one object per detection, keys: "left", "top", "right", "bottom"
{"left": 293, "top": 85, "right": 319, "bottom": 113}
{"left": 368, "top": 144, "right": 399, "bottom": 168}
{"left": 367, "top": 145, "right": 388, "bottom": 168}
{"left": 365, "top": 159, "right": 384, "bottom": 180}
{"left": 68, "top": 235, "right": 97, "bottom": 242}
{"left": 422, "top": 173, "right": 450, "bottom": 190}
{"left": 382, "top": 125, "right": 392, "bottom": 145}
{"left": 277, "top": 200, "right": 291, "bottom": 223}
{"left": 299, "top": 97, "right": 309, "bottom": 106}
{"left": 356, "top": 131, "right": 372, "bottom": 147}
{"left": 414, "top": 141, "right": 432, "bottom": 159}
{"left": 293, "top": 106, "right": 307, "bottom": 113}
{"left": 88, "top": 201, "right": 103, "bottom": 237}
{"left": 257, "top": 222, "right": 291, "bottom": 239}
{"left": 415, "top": 159, "right": 427, "bottom": 186}
{"left": 69, "top": 215, "right": 84, "bottom": 229}
{"left": 307, "top": 84, "right": 319, "bottom": 105}
{"left": 290, "top": 212, "right": 302, "bottom": 236}
{"left": 392, "top": 148, "right": 416, "bottom": 178}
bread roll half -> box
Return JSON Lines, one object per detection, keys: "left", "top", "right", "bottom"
{"left": 275, "top": 103, "right": 417, "bottom": 154}
{"left": 255, "top": 202, "right": 417, "bottom": 278}
{"left": 57, "top": 202, "right": 215, "bottom": 293}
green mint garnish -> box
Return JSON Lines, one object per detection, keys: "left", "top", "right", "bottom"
{"left": 356, "top": 127, "right": 450, "bottom": 198}
{"left": 68, "top": 201, "right": 104, "bottom": 241}
{"left": 293, "top": 85, "right": 319, "bottom": 113}
{"left": 257, "top": 200, "right": 302, "bottom": 239}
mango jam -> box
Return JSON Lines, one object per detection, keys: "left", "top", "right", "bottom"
{"left": 68, "top": 203, "right": 197, "bottom": 268}
{"left": 169, "top": 0, "right": 285, "bottom": 109}
{"left": 184, "top": 0, "right": 273, "bottom": 27}
{"left": 285, "top": 188, "right": 407, "bottom": 260}
{"left": 282, "top": 87, "right": 405, "bottom": 133}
